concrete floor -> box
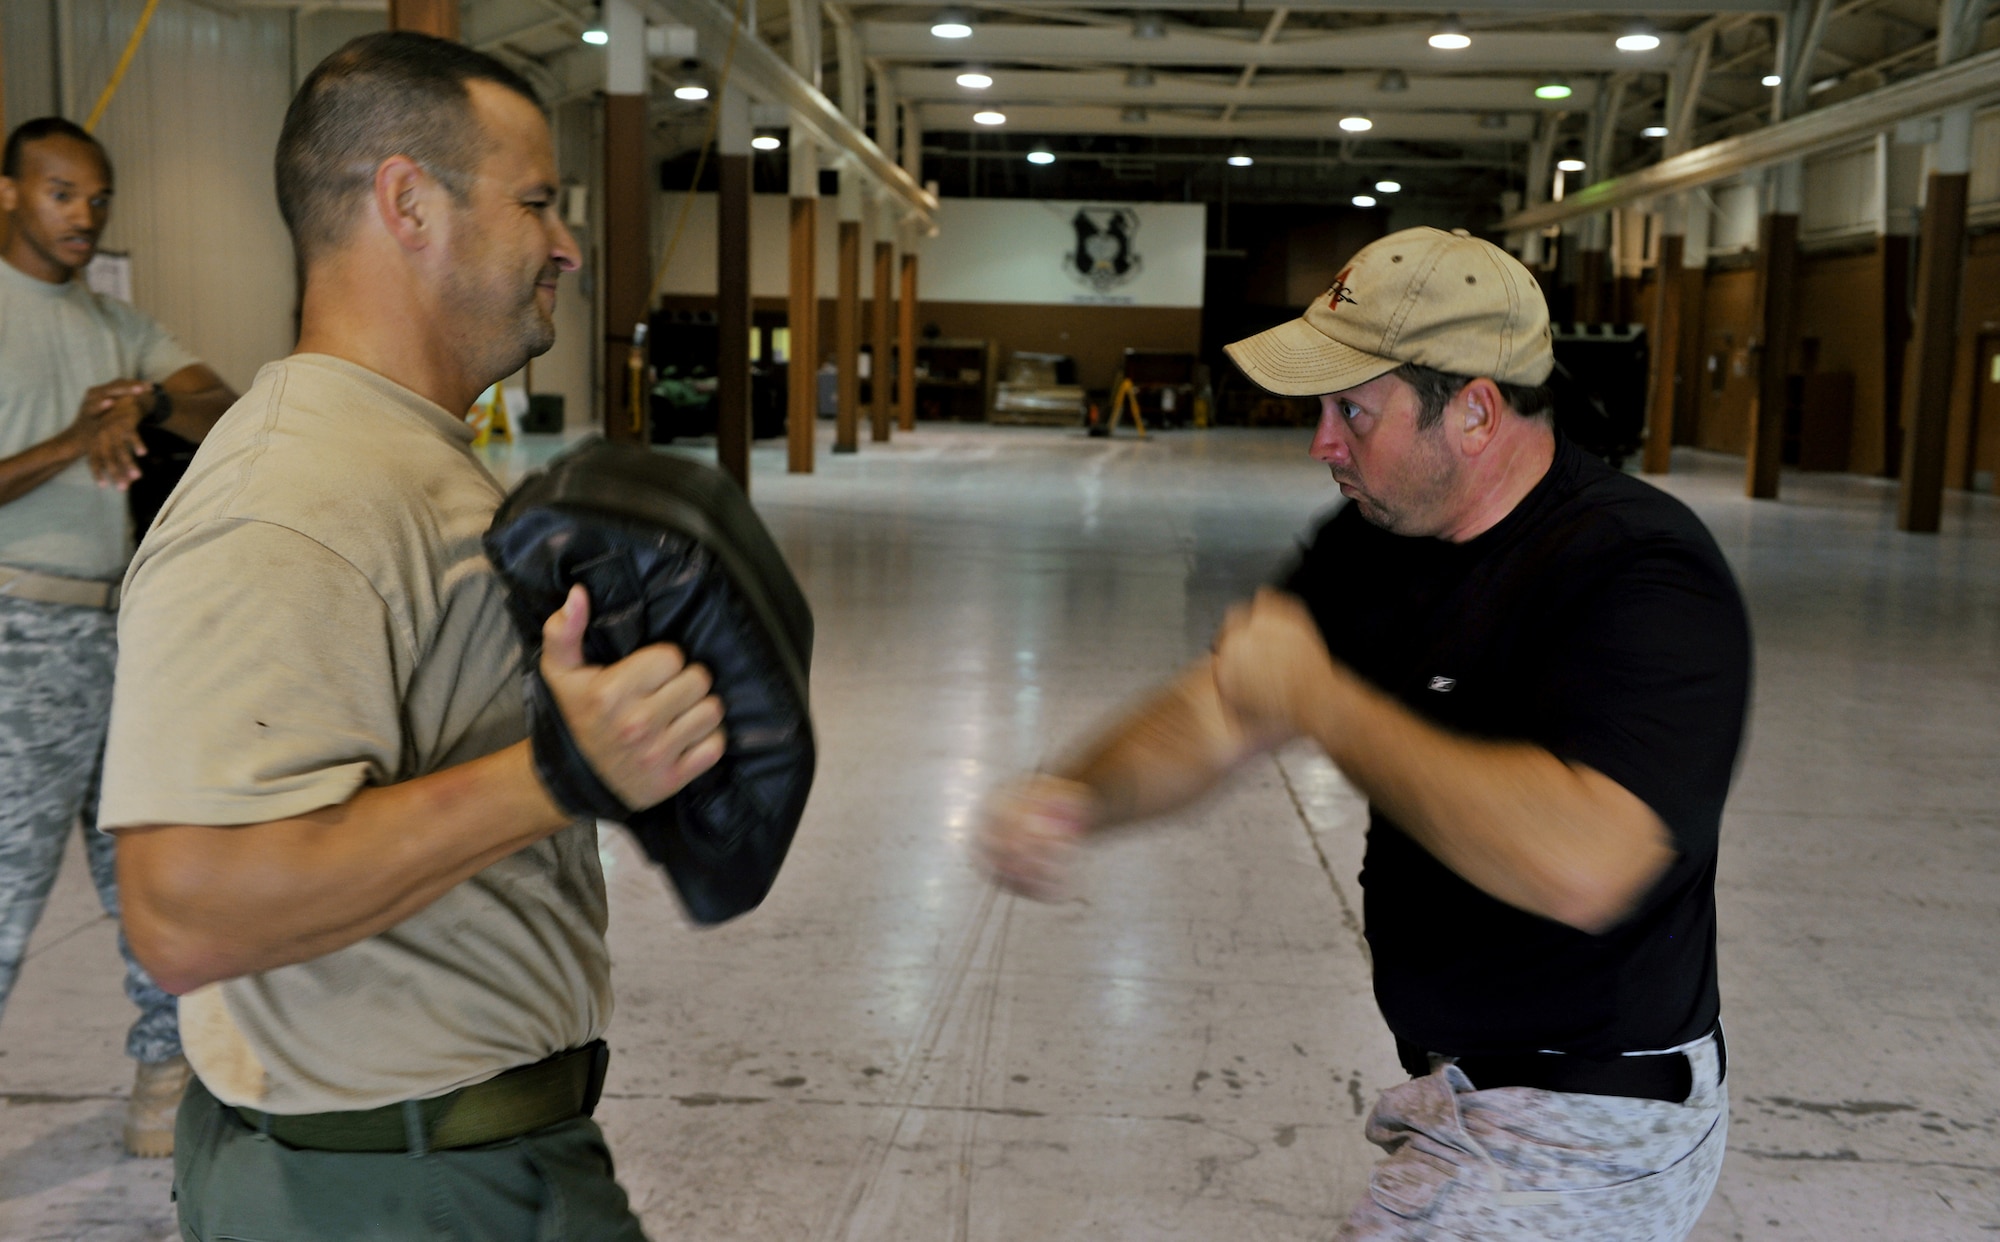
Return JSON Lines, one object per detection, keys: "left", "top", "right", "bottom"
{"left": 1, "top": 424, "right": 1995, "bottom": 1241}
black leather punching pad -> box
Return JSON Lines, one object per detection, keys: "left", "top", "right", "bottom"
{"left": 484, "top": 439, "right": 815, "bottom": 925}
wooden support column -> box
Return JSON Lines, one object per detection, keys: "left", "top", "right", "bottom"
{"left": 835, "top": 217, "right": 862, "bottom": 453}
{"left": 871, "top": 238, "right": 894, "bottom": 441}
{"left": 388, "top": 0, "right": 459, "bottom": 37}
{"left": 1898, "top": 161, "right": 1970, "bottom": 531}
{"left": 1746, "top": 168, "right": 1800, "bottom": 499}
{"left": 1673, "top": 196, "right": 1711, "bottom": 448}
{"left": 1643, "top": 227, "right": 1685, "bottom": 475}
{"left": 716, "top": 87, "right": 753, "bottom": 492}
{"left": 898, "top": 251, "right": 918, "bottom": 431}
{"left": 601, "top": 0, "right": 648, "bottom": 443}
{"left": 1576, "top": 247, "right": 1607, "bottom": 324}
{"left": 787, "top": 190, "right": 818, "bottom": 473}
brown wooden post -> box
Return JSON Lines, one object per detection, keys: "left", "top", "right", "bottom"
{"left": 897, "top": 252, "right": 918, "bottom": 431}
{"left": 1898, "top": 169, "right": 1970, "bottom": 532}
{"left": 1643, "top": 230, "right": 1684, "bottom": 475}
{"left": 715, "top": 86, "right": 753, "bottom": 492}
{"left": 388, "top": 0, "right": 459, "bottom": 38}
{"left": 835, "top": 220, "right": 861, "bottom": 453}
{"left": 787, "top": 195, "right": 818, "bottom": 473}
{"left": 871, "top": 240, "right": 894, "bottom": 441}
{"left": 1746, "top": 203, "right": 1799, "bottom": 500}
{"left": 1575, "top": 248, "right": 1607, "bottom": 325}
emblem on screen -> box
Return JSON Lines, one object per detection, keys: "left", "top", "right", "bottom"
{"left": 1066, "top": 207, "right": 1144, "bottom": 294}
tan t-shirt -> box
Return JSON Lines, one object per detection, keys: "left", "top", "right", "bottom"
{"left": 0, "top": 257, "right": 200, "bottom": 579}
{"left": 99, "top": 354, "right": 610, "bottom": 1114}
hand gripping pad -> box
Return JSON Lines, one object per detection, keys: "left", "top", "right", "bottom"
{"left": 484, "top": 439, "right": 815, "bottom": 925}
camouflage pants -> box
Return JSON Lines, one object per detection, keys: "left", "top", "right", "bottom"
{"left": 0, "top": 596, "right": 180, "bottom": 1064}
{"left": 1338, "top": 1032, "right": 1727, "bottom": 1241}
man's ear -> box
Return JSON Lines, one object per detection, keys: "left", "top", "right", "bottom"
{"left": 0, "top": 176, "right": 18, "bottom": 215}
{"left": 371, "top": 156, "right": 436, "bottom": 252}
{"left": 1456, "top": 377, "right": 1505, "bottom": 454}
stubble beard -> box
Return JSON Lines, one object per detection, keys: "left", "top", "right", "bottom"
{"left": 1340, "top": 425, "right": 1459, "bottom": 537}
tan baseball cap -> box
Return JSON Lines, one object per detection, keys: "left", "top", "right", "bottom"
{"left": 1225, "top": 226, "right": 1554, "bottom": 397}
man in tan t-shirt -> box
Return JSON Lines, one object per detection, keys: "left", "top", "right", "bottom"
{"left": 99, "top": 34, "right": 722, "bottom": 1239}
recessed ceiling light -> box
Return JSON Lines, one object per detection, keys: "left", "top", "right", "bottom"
{"left": 1556, "top": 157, "right": 1586, "bottom": 172}
{"left": 1762, "top": 73, "right": 1782, "bottom": 87}
{"left": 931, "top": 10, "right": 973, "bottom": 38}
{"left": 1534, "top": 79, "right": 1572, "bottom": 100}
{"left": 1428, "top": 15, "right": 1470, "bottom": 50}
{"left": 1352, "top": 194, "right": 1378, "bottom": 207}
{"left": 1339, "top": 114, "right": 1373, "bottom": 132}
{"left": 1374, "top": 179, "right": 1401, "bottom": 193}
{"left": 1227, "top": 144, "right": 1253, "bottom": 168}
{"left": 1809, "top": 75, "right": 1842, "bottom": 94}
{"left": 1132, "top": 11, "right": 1166, "bottom": 39}
{"left": 674, "top": 84, "right": 710, "bottom": 101}
{"left": 581, "top": 26, "right": 609, "bottom": 45}
{"left": 1026, "top": 150, "right": 1055, "bottom": 165}
{"left": 973, "top": 110, "right": 1006, "bottom": 126}
{"left": 1640, "top": 124, "right": 1668, "bottom": 138}
{"left": 1378, "top": 69, "right": 1409, "bottom": 93}
{"left": 751, "top": 135, "right": 782, "bottom": 151}
{"left": 956, "top": 71, "right": 993, "bottom": 89}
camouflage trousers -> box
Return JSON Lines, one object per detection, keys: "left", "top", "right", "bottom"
{"left": 0, "top": 596, "right": 180, "bottom": 1064}
{"left": 1338, "top": 1031, "right": 1727, "bottom": 1241}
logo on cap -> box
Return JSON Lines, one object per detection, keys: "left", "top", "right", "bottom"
{"left": 1326, "top": 266, "right": 1359, "bottom": 311}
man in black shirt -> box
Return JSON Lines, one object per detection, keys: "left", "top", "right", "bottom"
{"left": 980, "top": 227, "right": 1749, "bottom": 1240}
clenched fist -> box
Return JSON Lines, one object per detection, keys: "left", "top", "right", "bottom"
{"left": 977, "top": 774, "right": 1096, "bottom": 902}
{"left": 1210, "top": 588, "right": 1334, "bottom": 737}
{"left": 539, "top": 585, "right": 728, "bottom": 811}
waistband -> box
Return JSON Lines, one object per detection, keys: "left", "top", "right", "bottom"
{"left": 1397, "top": 1025, "right": 1725, "bottom": 1105}
{"left": 0, "top": 564, "right": 118, "bottom": 611}
{"left": 232, "top": 1040, "right": 609, "bottom": 1154}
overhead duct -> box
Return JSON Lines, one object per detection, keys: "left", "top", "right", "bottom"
{"left": 1502, "top": 45, "right": 2000, "bottom": 232}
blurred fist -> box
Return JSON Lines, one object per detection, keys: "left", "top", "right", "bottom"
{"left": 1210, "top": 588, "right": 1331, "bottom": 736}
{"left": 977, "top": 775, "right": 1096, "bottom": 902}
{"left": 539, "top": 585, "right": 728, "bottom": 810}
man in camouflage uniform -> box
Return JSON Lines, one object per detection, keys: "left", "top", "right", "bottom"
{"left": 0, "top": 118, "right": 235, "bottom": 1156}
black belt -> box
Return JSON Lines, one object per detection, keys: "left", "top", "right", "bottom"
{"left": 1396, "top": 1026, "right": 1724, "bottom": 1105}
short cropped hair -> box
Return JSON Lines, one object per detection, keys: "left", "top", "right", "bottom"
{"left": 3, "top": 117, "right": 110, "bottom": 181}
{"left": 275, "top": 31, "right": 541, "bottom": 265}
{"left": 1394, "top": 362, "right": 1554, "bottom": 432}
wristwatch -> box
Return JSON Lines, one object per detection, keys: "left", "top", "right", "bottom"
{"left": 142, "top": 382, "right": 174, "bottom": 428}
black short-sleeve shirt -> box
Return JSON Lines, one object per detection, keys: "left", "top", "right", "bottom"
{"left": 1281, "top": 435, "right": 1751, "bottom": 1058}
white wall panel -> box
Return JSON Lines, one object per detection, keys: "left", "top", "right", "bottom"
{"left": 1709, "top": 181, "right": 1762, "bottom": 254}
{"left": 1971, "top": 105, "right": 2000, "bottom": 223}
{"left": 63, "top": 0, "right": 298, "bottom": 393}
{"left": 916, "top": 199, "right": 1206, "bottom": 307}
{"left": 1800, "top": 141, "right": 1879, "bottom": 244}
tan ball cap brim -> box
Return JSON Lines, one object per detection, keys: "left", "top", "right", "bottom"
{"left": 1224, "top": 316, "right": 1404, "bottom": 398}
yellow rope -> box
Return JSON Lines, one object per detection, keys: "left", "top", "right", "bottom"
{"left": 84, "top": 0, "right": 163, "bottom": 133}
{"left": 646, "top": 0, "right": 753, "bottom": 307}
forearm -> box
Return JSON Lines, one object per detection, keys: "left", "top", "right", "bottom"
{"left": 1300, "top": 666, "right": 1673, "bottom": 932}
{"left": 0, "top": 435, "right": 83, "bottom": 507}
{"left": 117, "top": 741, "right": 573, "bottom": 993}
{"left": 156, "top": 381, "right": 234, "bottom": 442}
{"left": 1056, "top": 661, "right": 1279, "bottom": 829}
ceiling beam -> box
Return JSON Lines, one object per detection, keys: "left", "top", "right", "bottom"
{"left": 853, "top": 0, "right": 1786, "bottom": 11}
{"left": 891, "top": 66, "right": 1603, "bottom": 110}
{"left": 1501, "top": 42, "right": 2000, "bottom": 229}
{"left": 858, "top": 22, "right": 1685, "bottom": 70}
{"left": 918, "top": 102, "right": 1535, "bottom": 140}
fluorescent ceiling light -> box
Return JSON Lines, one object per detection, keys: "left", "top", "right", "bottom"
{"left": 1227, "top": 145, "right": 1254, "bottom": 167}
{"left": 1374, "top": 179, "right": 1401, "bottom": 193}
{"left": 931, "top": 11, "right": 973, "bottom": 38}
{"left": 1640, "top": 124, "right": 1668, "bottom": 138}
{"left": 1026, "top": 150, "right": 1055, "bottom": 165}
{"left": 581, "top": 26, "right": 609, "bottom": 45}
{"left": 1762, "top": 73, "right": 1782, "bottom": 87}
{"left": 751, "top": 135, "right": 782, "bottom": 151}
{"left": 1556, "top": 157, "right": 1586, "bottom": 172}
{"left": 1339, "top": 114, "right": 1373, "bottom": 133}
{"left": 1809, "top": 76, "right": 1841, "bottom": 94}
{"left": 956, "top": 71, "right": 993, "bottom": 89}
{"left": 973, "top": 110, "right": 1006, "bottom": 125}
{"left": 1352, "top": 195, "right": 1378, "bottom": 208}
{"left": 1428, "top": 16, "right": 1470, "bottom": 51}
{"left": 1534, "top": 79, "right": 1572, "bottom": 100}
{"left": 1615, "top": 29, "right": 1661, "bottom": 53}
{"left": 674, "top": 85, "right": 710, "bottom": 101}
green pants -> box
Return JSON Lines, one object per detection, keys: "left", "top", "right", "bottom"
{"left": 173, "top": 1076, "right": 649, "bottom": 1241}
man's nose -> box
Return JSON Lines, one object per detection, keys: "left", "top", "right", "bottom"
{"left": 1310, "top": 405, "right": 1350, "bottom": 466}
{"left": 550, "top": 218, "right": 583, "bottom": 273}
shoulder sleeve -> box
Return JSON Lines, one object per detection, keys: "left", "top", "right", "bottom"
{"left": 100, "top": 519, "right": 408, "bottom": 829}
{"left": 106, "top": 299, "right": 202, "bottom": 385}
{"left": 1542, "top": 537, "right": 1752, "bottom": 857}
